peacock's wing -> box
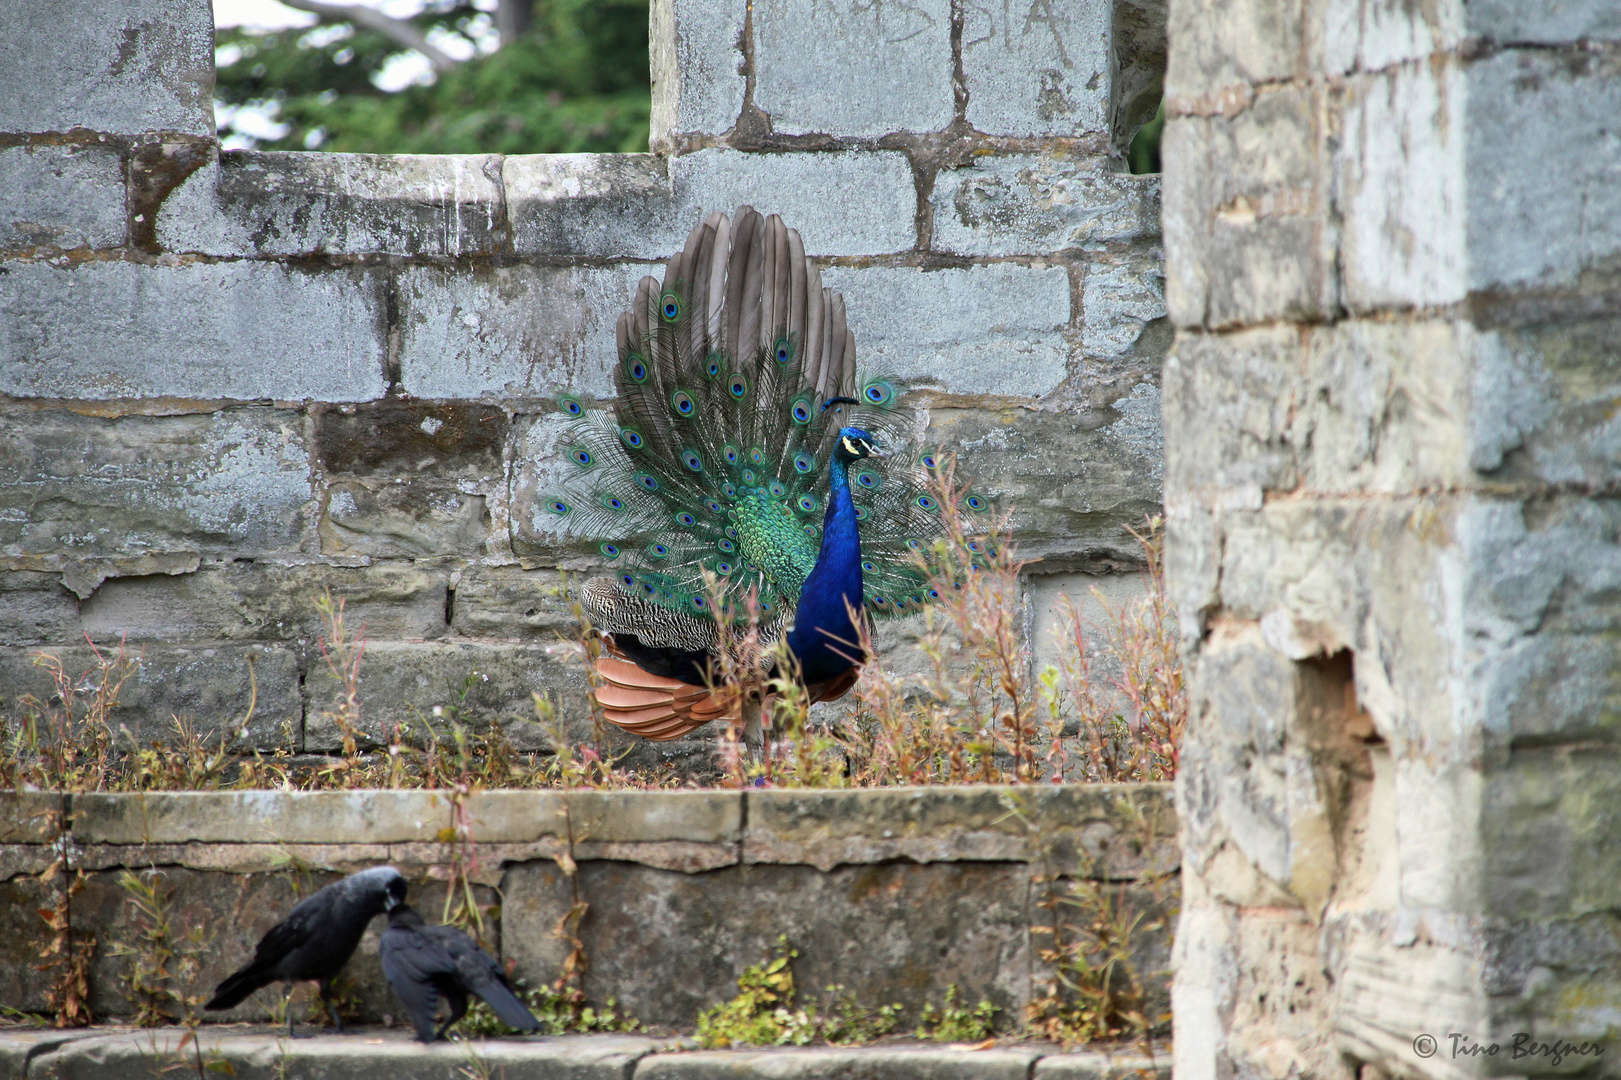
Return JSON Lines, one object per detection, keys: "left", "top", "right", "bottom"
{"left": 538, "top": 207, "right": 993, "bottom": 656}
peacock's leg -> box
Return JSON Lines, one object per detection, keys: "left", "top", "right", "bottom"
{"left": 739, "top": 695, "right": 765, "bottom": 754}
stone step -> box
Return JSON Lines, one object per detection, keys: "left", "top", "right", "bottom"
{"left": 2, "top": 1027, "right": 1171, "bottom": 1080}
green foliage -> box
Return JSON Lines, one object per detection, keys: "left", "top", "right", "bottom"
{"left": 696, "top": 938, "right": 904, "bottom": 1049}
{"left": 914, "top": 985, "right": 998, "bottom": 1042}
{"left": 215, "top": 0, "right": 650, "bottom": 155}
{"left": 1127, "top": 99, "right": 1164, "bottom": 175}
{"left": 459, "top": 977, "right": 639, "bottom": 1037}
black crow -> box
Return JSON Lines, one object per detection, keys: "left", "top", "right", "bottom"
{"left": 205, "top": 865, "right": 407, "bottom": 1036}
{"left": 379, "top": 904, "right": 541, "bottom": 1042}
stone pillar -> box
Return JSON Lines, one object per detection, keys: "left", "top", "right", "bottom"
{"left": 1162, "top": 0, "right": 1621, "bottom": 1076}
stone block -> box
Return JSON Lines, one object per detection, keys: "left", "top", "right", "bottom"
{"left": 0, "top": 407, "right": 313, "bottom": 561}
{"left": 0, "top": 143, "right": 126, "bottom": 252}
{"left": 744, "top": 784, "right": 1177, "bottom": 878}
{"left": 30, "top": 1029, "right": 658, "bottom": 1080}
{"left": 1466, "top": 0, "right": 1621, "bottom": 44}
{"left": 1161, "top": 86, "right": 1337, "bottom": 329}
{"left": 1467, "top": 48, "right": 1621, "bottom": 292}
{"left": 0, "top": 0, "right": 213, "bottom": 136}
{"left": 1032, "top": 1049, "right": 1171, "bottom": 1080}
{"left": 923, "top": 398, "right": 1163, "bottom": 567}
{"left": 0, "top": 791, "right": 63, "bottom": 843}
{"left": 930, "top": 154, "right": 1160, "bottom": 255}
{"left": 1082, "top": 255, "right": 1167, "bottom": 358}
{"left": 1470, "top": 316, "right": 1621, "bottom": 489}
{"left": 637, "top": 1048, "right": 1044, "bottom": 1080}
{"left": 1023, "top": 569, "right": 1148, "bottom": 723}
{"left": 320, "top": 480, "right": 493, "bottom": 559}
{"left": 565, "top": 859, "right": 1033, "bottom": 1026}
{"left": 649, "top": 0, "right": 747, "bottom": 145}
{"left": 0, "top": 643, "right": 300, "bottom": 750}
{"left": 79, "top": 561, "right": 452, "bottom": 643}
{"left": 301, "top": 640, "right": 592, "bottom": 751}
{"left": 1484, "top": 747, "right": 1621, "bottom": 921}
{"left": 1163, "top": 320, "right": 1478, "bottom": 501}
{"left": 1165, "top": 0, "right": 1300, "bottom": 100}
{"left": 397, "top": 263, "right": 646, "bottom": 401}
{"left": 313, "top": 399, "right": 511, "bottom": 482}
{"left": 450, "top": 565, "right": 579, "bottom": 639}
{"left": 818, "top": 264, "right": 1073, "bottom": 397}
{"left": 754, "top": 0, "right": 953, "bottom": 136}
{"left": 505, "top": 149, "right": 917, "bottom": 259}
{"left": 1336, "top": 62, "right": 1466, "bottom": 312}
{"left": 961, "top": 0, "right": 1111, "bottom": 136}
{"left": 0, "top": 1031, "right": 99, "bottom": 1080}
{"left": 157, "top": 150, "right": 505, "bottom": 257}
{"left": 0, "top": 260, "right": 387, "bottom": 402}
{"left": 509, "top": 411, "right": 599, "bottom": 563}
{"left": 0, "top": 571, "right": 82, "bottom": 646}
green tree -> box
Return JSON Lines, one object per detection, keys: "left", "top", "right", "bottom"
{"left": 214, "top": 0, "right": 650, "bottom": 155}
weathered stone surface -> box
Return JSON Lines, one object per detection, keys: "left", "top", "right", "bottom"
{"left": 505, "top": 150, "right": 918, "bottom": 259}
{"left": 819, "top": 265, "right": 1072, "bottom": 397}
{"left": 510, "top": 411, "right": 609, "bottom": 563}
{"left": 314, "top": 399, "right": 511, "bottom": 482}
{"left": 923, "top": 401, "right": 1163, "bottom": 567}
{"left": 0, "top": 144, "right": 126, "bottom": 252}
{"left": 320, "top": 481, "right": 493, "bottom": 559}
{"left": 649, "top": 0, "right": 747, "bottom": 145}
{"left": 450, "top": 565, "right": 578, "bottom": 639}
{"left": 960, "top": 0, "right": 1111, "bottom": 137}
{"left": 0, "top": 643, "right": 300, "bottom": 750}
{"left": 638, "top": 1047, "right": 1044, "bottom": 1080}
{"left": 1161, "top": 86, "right": 1337, "bottom": 330}
{"left": 0, "top": 407, "right": 313, "bottom": 560}
{"left": 744, "top": 785, "right": 1177, "bottom": 878}
{"left": 80, "top": 561, "right": 452, "bottom": 643}
{"left": 0, "top": 571, "right": 82, "bottom": 646}
{"left": 397, "top": 263, "right": 646, "bottom": 401}
{"left": 931, "top": 155, "right": 1160, "bottom": 255}
{"left": 0, "top": 792, "right": 64, "bottom": 843}
{"left": 0, "top": 1030, "right": 100, "bottom": 1080}
{"left": 754, "top": 0, "right": 953, "bottom": 136}
{"left": 0, "top": 261, "right": 388, "bottom": 402}
{"left": 1467, "top": 48, "right": 1621, "bottom": 292}
{"left": 1031, "top": 1047, "right": 1171, "bottom": 1080}
{"left": 29, "top": 1029, "right": 658, "bottom": 1080}
{"left": 1162, "top": 320, "right": 1487, "bottom": 501}
{"left": 301, "top": 641, "right": 591, "bottom": 750}
{"left": 1335, "top": 62, "right": 1466, "bottom": 312}
{"left": 1467, "top": 0, "right": 1621, "bottom": 43}
{"left": 567, "top": 859, "right": 1033, "bottom": 1026}
{"left": 1082, "top": 256, "right": 1167, "bottom": 358}
{"left": 158, "top": 150, "right": 505, "bottom": 257}
{"left": 0, "top": 0, "right": 213, "bottom": 137}
{"left": 1165, "top": 0, "right": 1298, "bottom": 100}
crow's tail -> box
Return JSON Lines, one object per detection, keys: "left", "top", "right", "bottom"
{"left": 205, "top": 964, "right": 272, "bottom": 1012}
{"left": 472, "top": 977, "right": 540, "bottom": 1033}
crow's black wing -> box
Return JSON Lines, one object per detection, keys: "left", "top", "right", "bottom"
{"left": 381, "top": 924, "right": 456, "bottom": 1042}
{"left": 430, "top": 926, "right": 540, "bottom": 1033}
{"left": 205, "top": 890, "right": 329, "bottom": 1010}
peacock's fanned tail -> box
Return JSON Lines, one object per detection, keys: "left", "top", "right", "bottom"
{"left": 539, "top": 207, "right": 993, "bottom": 735}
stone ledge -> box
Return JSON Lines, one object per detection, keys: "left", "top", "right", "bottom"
{"left": 5, "top": 1028, "right": 1172, "bottom": 1080}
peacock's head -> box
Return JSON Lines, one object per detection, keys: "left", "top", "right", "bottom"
{"left": 834, "top": 426, "right": 883, "bottom": 462}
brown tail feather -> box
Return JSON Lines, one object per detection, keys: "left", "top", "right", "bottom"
{"left": 592, "top": 651, "right": 863, "bottom": 742}
{"left": 592, "top": 654, "right": 737, "bottom": 741}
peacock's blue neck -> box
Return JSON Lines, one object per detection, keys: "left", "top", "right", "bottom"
{"left": 786, "top": 456, "right": 864, "bottom": 684}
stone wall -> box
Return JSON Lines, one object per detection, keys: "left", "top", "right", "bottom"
{"left": 0, "top": 0, "right": 1169, "bottom": 762}
{"left": 0, "top": 785, "right": 1176, "bottom": 1029}
{"left": 1162, "top": 1, "right": 1621, "bottom": 1078}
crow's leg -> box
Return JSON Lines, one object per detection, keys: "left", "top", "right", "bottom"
{"left": 432, "top": 990, "right": 469, "bottom": 1042}
{"left": 318, "top": 980, "right": 346, "bottom": 1033}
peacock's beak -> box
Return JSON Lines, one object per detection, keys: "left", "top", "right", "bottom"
{"left": 866, "top": 444, "right": 888, "bottom": 458}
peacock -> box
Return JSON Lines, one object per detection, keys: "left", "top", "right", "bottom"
{"left": 541, "top": 206, "right": 991, "bottom": 740}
